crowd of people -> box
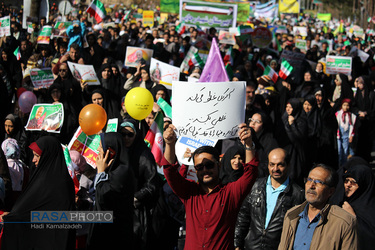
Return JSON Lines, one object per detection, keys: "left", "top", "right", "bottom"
{"left": 0, "top": 2, "right": 374, "bottom": 249}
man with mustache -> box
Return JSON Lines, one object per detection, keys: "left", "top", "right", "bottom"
{"left": 278, "top": 164, "right": 358, "bottom": 250}
{"left": 234, "top": 148, "right": 305, "bottom": 250}
{"left": 162, "top": 123, "right": 258, "bottom": 250}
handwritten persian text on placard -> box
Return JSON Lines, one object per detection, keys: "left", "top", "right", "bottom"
{"left": 172, "top": 81, "right": 246, "bottom": 140}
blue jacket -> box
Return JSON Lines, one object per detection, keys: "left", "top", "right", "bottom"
{"left": 66, "top": 22, "right": 86, "bottom": 50}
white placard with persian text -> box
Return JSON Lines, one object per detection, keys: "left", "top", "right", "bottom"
{"left": 172, "top": 81, "right": 246, "bottom": 140}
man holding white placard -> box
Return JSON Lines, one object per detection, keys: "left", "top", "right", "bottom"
{"left": 161, "top": 122, "right": 258, "bottom": 250}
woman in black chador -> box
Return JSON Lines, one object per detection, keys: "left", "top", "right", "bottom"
{"left": 1, "top": 136, "right": 76, "bottom": 250}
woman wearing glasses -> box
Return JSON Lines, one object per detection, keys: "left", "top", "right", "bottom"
{"left": 249, "top": 112, "right": 278, "bottom": 178}
{"left": 336, "top": 164, "right": 375, "bottom": 249}
{"left": 119, "top": 118, "right": 162, "bottom": 249}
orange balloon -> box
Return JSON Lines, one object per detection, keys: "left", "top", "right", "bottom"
{"left": 79, "top": 104, "right": 107, "bottom": 135}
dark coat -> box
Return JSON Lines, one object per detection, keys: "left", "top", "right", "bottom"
{"left": 2, "top": 136, "right": 76, "bottom": 250}
{"left": 87, "top": 132, "right": 135, "bottom": 250}
{"left": 234, "top": 177, "right": 304, "bottom": 250}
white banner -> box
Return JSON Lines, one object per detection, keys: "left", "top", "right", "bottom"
{"left": 67, "top": 62, "right": 100, "bottom": 85}
{"left": 0, "top": 16, "right": 11, "bottom": 37}
{"left": 172, "top": 81, "right": 246, "bottom": 140}
{"left": 150, "top": 58, "right": 180, "bottom": 90}
{"left": 293, "top": 26, "right": 307, "bottom": 37}
{"left": 218, "top": 30, "right": 236, "bottom": 45}
{"left": 326, "top": 56, "right": 352, "bottom": 76}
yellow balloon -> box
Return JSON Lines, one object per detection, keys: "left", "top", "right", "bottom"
{"left": 125, "top": 87, "right": 154, "bottom": 120}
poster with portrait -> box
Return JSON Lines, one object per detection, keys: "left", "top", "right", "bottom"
{"left": 67, "top": 62, "right": 100, "bottom": 85}
{"left": 25, "top": 103, "right": 64, "bottom": 133}
{"left": 218, "top": 30, "right": 236, "bottom": 45}
{"left": 52, "top": 21, "right": 72, "bottom": 38}
{"left": 150, "top": 58, "right": 180, "bottom": 90}
{"left": 124, "top": 47, "right": 154, "bottom": 68}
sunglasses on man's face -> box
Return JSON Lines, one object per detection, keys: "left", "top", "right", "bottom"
{"left": 194, "top": 160, "right": 216, "bottom": 171}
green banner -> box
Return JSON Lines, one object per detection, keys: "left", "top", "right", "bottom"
{"left": 295, "top": 39, "right": 307, "bottom": 52}
{"left": 160, "top": 0, "right": 179, "bottom": 14}
{"left": 30, "top": 68, "right": 54, "bottom": 88}
{"left": 236, "top": 2, "right": 250, "bottom": 23}
{"left": 317, "top": 13, "right": 331, "bottom": 21}
{"left": 326, "top": 56, "right": 352, "bottom": 75}
{"left": 37, "top": 25, "right": 52, "bottom": 44}
{"left": 180, "top": 0, "right": 238, "bottom": 29}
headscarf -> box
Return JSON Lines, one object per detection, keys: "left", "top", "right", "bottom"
{"left": 87, "top": 132, "right": 134, "bottom": 249}
{"left": 98, "top": 63, "right": 114, "bottom": 91}
{"left": 2, "top": 136, "right": 75, "bottom": 249}
{"left": 140, "top": 65, "right": 154, "bottom": 90}
{"left": 91, "top": 88, "right": 121, "bottom": 120}
{"left": 219, "top": 145, "right": 245, "bottom": 184}
{"left": 47, "top": 82, "right": 66, "bottom": 103}
{"left": 99, "top": 132, "right": 133, "bottom": 192}
{"left": 303, "top": 94, "right": 321, "bottom": 138}
{"left": 354, "top": 75, "right": 373, "bottom": 113}
{"left": 4, "top": 136, "right": 75, "bottom": 220}
{"left": 150, "top": 84, "right": 171, "bottom": 104}
{"left": 119, "top": 118, "right": 149, "bottom": 168}
{"left": 4, "top": 114, "right": 24, "bottom": 140}
{"left": 286, "top": 98, "right": 303, "bottom": 117}
{"left": 333, "top": 74, "right": 354, "bottom": 110}
{"left": 1, "top": 138, "right": 24, "bottom": 191}
{"left": 342, "top": 164, "right": 375, "bottom": 249}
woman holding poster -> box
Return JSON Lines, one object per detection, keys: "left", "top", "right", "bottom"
{"left": 124, "top": 63, "right": 155, "bottom": 91}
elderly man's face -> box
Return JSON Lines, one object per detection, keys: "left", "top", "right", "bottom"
{"left": 305, "top": 167, "right": 335, "bottom": 208}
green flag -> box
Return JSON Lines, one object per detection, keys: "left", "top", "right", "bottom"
{"left": 157, "top": 97, "right": 172, "bottom": 119}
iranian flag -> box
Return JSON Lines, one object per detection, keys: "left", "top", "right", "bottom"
{"left": 279, "top": 60, "right": 293, "bottom": 80}
{"left": 63, "top": 147, "right": 80, "bottom": 194}
{"left": 13, "top": 46, "right": 21, "bottom": 60}
{"left": 263, "top": 65, "right": 278, "bottom": 83}
{"left": 225, "top": 63, "right": 234, "bottom": 80}
{"left": 122, "top": 10, "right": 131, "bottom": 22}
{"left": 256, "top": 59, "right": 265, "bottom": 71}
{"left": 176, "top": 22, "right": 186, "bottom": 35}
{"left": 144, "top": 112, "right": 164, "bottom": 166}
{"left": 86, "top": 0, "right": 107, "bottom": 24}
{"left": 188, "top": 52, "right": 204, "bottom": 68}
{"left": 223, "top": 46, "right": 234, "bottom": 66}
{"left": 196, "top": 24, "right": 206, "bottom": 36}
